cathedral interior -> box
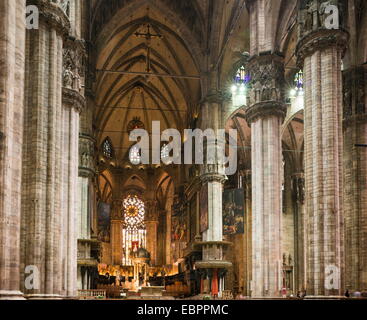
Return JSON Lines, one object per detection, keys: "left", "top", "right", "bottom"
{"left": 0, "top": 0, "right": 367, "bottom": 300}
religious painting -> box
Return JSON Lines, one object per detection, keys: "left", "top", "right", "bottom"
{"left": 223, "top": 188, "right": 245, "bottom": 235}
{"left": 97, "top": 202, "right": 111, "bottom": 242}
{"left": 200, "top": 185, "right": 209, "bottom": 233}
{"left": 171, "top": 193, "right": 187, "bottom": 243}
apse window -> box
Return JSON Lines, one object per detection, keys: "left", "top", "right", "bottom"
{"left": 129, "top": 145, "right": 142, "bottom": 165}
{"left": 122, "top": 195, "right": 146, "bottom": 266}
{"left": 231, "top": 65, "right": 249, "bottom": 107}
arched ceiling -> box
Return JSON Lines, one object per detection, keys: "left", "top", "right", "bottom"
{"left": 92, "top": 2, "right": 202, "bottom": 162}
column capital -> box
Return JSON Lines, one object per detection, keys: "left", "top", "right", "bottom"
{"left": 246, "top": 53, "right": 286, "bottom": 116}
{"left": 62, "top": 88, "right": 85, "bottom": 113}
{"left": 244, "top": 101, "right": 287, "bottom": 125}
{"left": 28, "top": 0, "right": 71, "bottom": 36}
{"left": 296, "top": 29, "right": 349, "bottom": 67}
{"left": 200, "top": 172, "right": 227, "bottom": 184}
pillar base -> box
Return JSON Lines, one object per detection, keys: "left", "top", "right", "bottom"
{"left": 0, "top": 290, "right": 25, "bottom": 300}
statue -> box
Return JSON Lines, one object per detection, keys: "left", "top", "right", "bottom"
{"left": 63, "top": 66, "right": 73, "bottom": 89}
{"left": 73, "top": 71, "right": 82, "bottom": 92}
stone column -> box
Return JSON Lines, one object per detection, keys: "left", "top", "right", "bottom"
{"left": 291, "top": 173, "right": 306, "bottom": 293}
{"left": 296, "top": 2, "right": 348, "bottom": 297}
{"left": 21, "top": 0, "right": 70, "bottom": 299}
{"left": 343, "top": 66, "right": 367, "bottom": 292}
{"left": 0, "top": 0, "right": 26, "bottom": 300}
{"left": 60, "top": 37, "right": 86, "bottom": 298}
{"left": 111, "top": 200, "right": 123, "bottom": 265}
{"left": 245, "top": 53, "right": 286, "bottom": 298}
{"left": 145, "top": 200, "right": 158, "bottom": 266}
{"left": 195, "top": 92, "right": 232, "bottom": 292}
{"left": 77, "top": 93, "right": 96, "bottom": 290}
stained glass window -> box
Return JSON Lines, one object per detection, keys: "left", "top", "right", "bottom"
{"left": 231, "top": 65, "right": 249, "bottom": 106}
{"left": 290, "top": 70, "right": 304, "bottom": 97}
{"left": 102, "top": 138, "right": 113, "bottom": 158}
{"left": 289, "top": 70, "right": 304, "bottom": 110}
{"left": 129, "top": 145, "right": 141, "bottom": 165}
{"left": 122, "top": 196, "right": 146, "bottom": 265}
{"left": 234, "top": 65, "right": 250, "bottom": 85}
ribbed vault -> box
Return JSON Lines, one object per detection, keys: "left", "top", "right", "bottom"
{"left": 92, "top": 2, "right": 202, "bottom": 163}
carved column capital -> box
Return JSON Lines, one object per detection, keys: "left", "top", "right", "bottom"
{"left": 245, "top": 53, "right": 286, "bottom": 125}
{"left": 28, "top": 0, "right": 71, "bottom": 36}
{"left": 200, "top": 172, "right": 227, "bottom": 184}
{"left": 62, "top": 88, "right": 86, "bottom": 113}
{"left": 247, "top": 53, "right": 285, "bottom": 105}
{"left": 296, "top": 0, "right": 348, "bottom": 65}
{"left": 245, "top": 101, "right": 287, "bottom": 126}
{"left": 296, "top": 29, "right": 349, "bottom": 67}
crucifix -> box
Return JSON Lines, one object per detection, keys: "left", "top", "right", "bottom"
{"left": 134, "top": 23, "right": 163, "bottom": 73}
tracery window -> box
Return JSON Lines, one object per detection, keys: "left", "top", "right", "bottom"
{"left": 129, "top": 145, "right": 141, "bottom": 165}
{"left": 102, "top": 138, "right": 113, "bottom": 158}
{"left": 122, "top": 196, "right": 146, "bottom": 266}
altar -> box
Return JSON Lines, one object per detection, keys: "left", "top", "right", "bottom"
{"left": 140, "top": 286, "right": 165, "bottom": 297}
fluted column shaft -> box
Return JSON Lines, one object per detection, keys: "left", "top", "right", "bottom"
{"left": 61, "top": 37, "right": 85, "bottom": 297}
{"left": 245, "top": 54, "right": 286, "bottom": 298}
{"left": 297, "top": 27, "right": 348, "bottom": 296}
{"left": 0, "top": 0, "right": 26, "bottom": 300}
{"left": 21, "top": 1, "right": 70, "bottom": 298}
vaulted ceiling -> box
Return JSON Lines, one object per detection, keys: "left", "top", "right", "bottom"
{"left": 91, "top": 2, "right": 202, "bottom": 162}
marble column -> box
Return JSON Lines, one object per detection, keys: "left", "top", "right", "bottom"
{"left": 0, "top": 0, "right": 26, "bottom": 300}
{"left": 195, "top": 92, "right": 232, "bottom": 281}
{"left": 245, "top": 53, "right": 287, "bottom": 298}
{"left": 21, "top": 0, "right": 70, "bottom": 299}
{"left": 77, "top": 92, "right": 96, "bottom": 290}
{"left": 296, "top": 3, "right": 348, "bottom": 297}
{"left": 343, "top": 66, "right": 367, "bottom": 292}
